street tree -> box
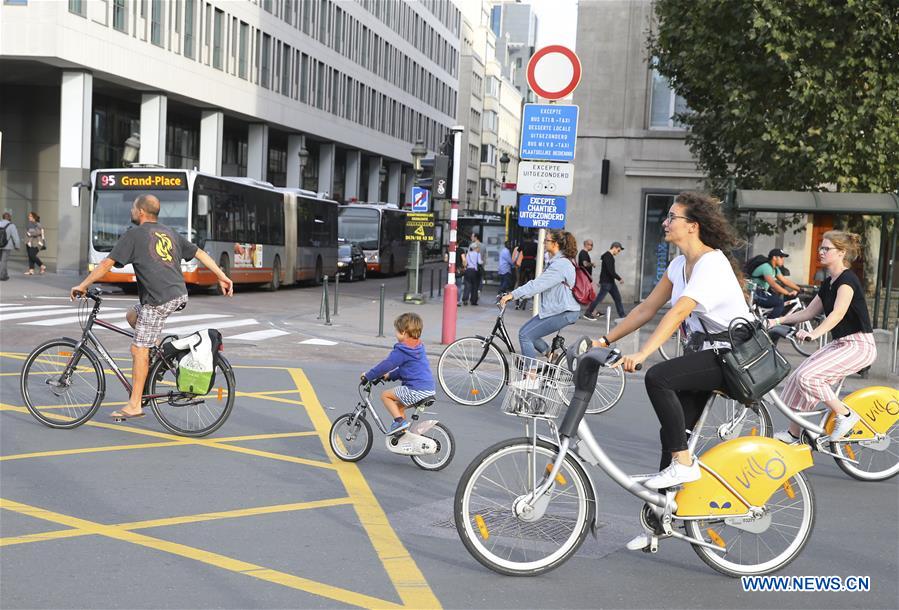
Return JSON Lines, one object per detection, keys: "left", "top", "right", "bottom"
{"left": 649, "top": 0, "right": 899, "bottom": 195}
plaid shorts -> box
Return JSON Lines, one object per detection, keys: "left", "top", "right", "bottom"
{"left": 394, "top": 385, "right": 436, "bottom": 408}
{"left": 131, "top": 295, "right": 188, "bottom": 348}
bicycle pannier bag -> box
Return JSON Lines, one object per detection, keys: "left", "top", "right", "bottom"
{"left": 712, "top": 317, "right": 791, "bottom": 403}
{"left": 168, "top": 329, "right": 222, "bottom": 394}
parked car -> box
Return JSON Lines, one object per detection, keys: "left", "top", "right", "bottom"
{"left": 337, "top": 241, "right": 367, "bottom": 281}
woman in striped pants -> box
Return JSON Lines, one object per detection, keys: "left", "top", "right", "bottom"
{"left": 770, "top": 230, "right": 877, "bottom": 442}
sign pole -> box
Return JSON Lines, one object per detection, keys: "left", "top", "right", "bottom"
{"left": 442, "top": 127, "right": 464, "bottom": 344}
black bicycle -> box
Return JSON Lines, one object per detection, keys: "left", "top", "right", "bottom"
{"left": 19, "top": 287, "right": 235, "bottom": 437}
{"left": 437, "top": 298, "right": 625, "bottom": 413}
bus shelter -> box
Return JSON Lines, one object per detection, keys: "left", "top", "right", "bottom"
{"left": 732, "top": 190, "right": 899, "bottom": 329}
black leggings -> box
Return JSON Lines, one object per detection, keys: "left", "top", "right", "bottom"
{"left": 26, "top": 246, "right": 43, "bottom": 270}
{"left": 644, "top": 349, "right": 729, "bottom": 469}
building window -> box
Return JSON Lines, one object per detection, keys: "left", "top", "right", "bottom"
{"left": 112, "top": 0, "right": 127, "bottom": 31}
{"left": 68, "top": 0, "right": 84, "bottom": 15}
{"left": 300, "top": 53, "right": 309, "bottom": 103}
{"left": 183, "top": 0, "right": 195, "bottom": 58}
{"left": 281, "top": 45, "right": 291, "bottom": 96}
{"left": 238, "top": 22, "right": 248, "bottom": 79}
{"left": 150, "top": 0, "right": 163, "bottom": 45}
{"left": 483, "top": 110, "right": 497, "bottom": 133}
{"left": 212, "top": 8, "right": 223, "bottom": 69}
{"left": 174, "top": 0, "right": 180, "bottom": 32}
{"left": 480, "top": 144, "right": 495, "bottom": 165}
{"left": 486, "top": 76, "right": 499, "bottom": 98}
{"left": 261, "top": 34, "right": 271, "bottom": 89}
{"left": 649, "top": 65, "right": 688, "bottom": 129}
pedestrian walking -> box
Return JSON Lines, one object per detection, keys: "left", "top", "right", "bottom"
{"left": 462, "top": 242, "right": 481, "bottom": 306}
{"left": 0, "top": 212, "right": 22, "bottom": 282}
{"left": 583, "top": 241, "right": 627, "bottom": 320}
{"left": 24, "top": 212, "right": 47, "bottom": 275}
{"left": 498, "top": 241, "right": 515, "bottom": 293}
{"left": 578, "top": 239, "right": 595, "bottom": 279}
{"left": 515, "top": 234, "right": 538, "bottom": 309}
{"left": 470, "top": 232, "right": 483, "bottom": 298}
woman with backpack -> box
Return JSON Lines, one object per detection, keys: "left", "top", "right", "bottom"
{"left": 499, "top": 230, "right": 580, "bottom": 388}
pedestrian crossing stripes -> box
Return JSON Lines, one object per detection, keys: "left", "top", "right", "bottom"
{"left": 1, "top": 302, "right": 291, "bottom": 344}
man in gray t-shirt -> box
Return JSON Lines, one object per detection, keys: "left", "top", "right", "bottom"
{"left": 71, "top": 194, "right": 233, "bottom": 421}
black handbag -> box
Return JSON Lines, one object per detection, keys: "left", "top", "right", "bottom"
{"left": 700, "top": 317, "right": 791, "bottom": 404}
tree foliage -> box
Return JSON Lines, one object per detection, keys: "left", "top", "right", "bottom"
{"left": 649, "top": 0, "right": 899, "bottom": 194}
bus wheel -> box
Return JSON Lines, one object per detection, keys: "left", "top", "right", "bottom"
{"left": 268, "top": 256, "right": 281, "bottom": 291}
{"left": 314, "top": 258, "right": 323, "bottom": 285}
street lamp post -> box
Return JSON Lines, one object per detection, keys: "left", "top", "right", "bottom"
{"left": 404, "top": 139, "right": 428, "bottom": 303}
{"left": 499, "top": 151, "right": 511, "bottom": 235}
{"left": 122, "top": 133, "right": 141, "bottom": 166}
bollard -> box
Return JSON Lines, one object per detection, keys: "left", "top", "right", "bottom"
{"left": 322, "top": 275, "right": 332, "bottom": 326}
{"left": 429, "top": 268, "right": 435, "bottom": 298}
{"left": 438, "top": 269, "right": 443, "bottom": 296}
{"left": 605, "top": 306, "right": 611, "bottom": 335}
{"left": 377, "top": 283, "right": 386, "bottom": 337}
{"left": 317, "top": 278, "right": 326, "bottom": 320}
{"left": 334, "top": 270, "right": 339, "bottom": 316}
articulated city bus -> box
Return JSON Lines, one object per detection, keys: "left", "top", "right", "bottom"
{"left": 337, "top": 203, "right": 409, "bottom": 275}
{"left": 84, "top": 168, "right": 336, "bottom": 290}
{"left": 276, "top": 188, "right": 339, "bottom": 285}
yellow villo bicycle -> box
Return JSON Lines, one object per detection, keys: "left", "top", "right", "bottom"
{"left": 454, "top": 341, "right": 816, "bottom": 578}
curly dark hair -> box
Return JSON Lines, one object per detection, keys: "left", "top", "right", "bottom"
{"left": 548, "top": 230, "right": 578, "bottom": 259}
{"left": 674, "top": 192, "right": 746, "bottom": 291}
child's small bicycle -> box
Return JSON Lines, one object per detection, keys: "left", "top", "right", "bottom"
{"left": 329, "top": 379, "right": 455, "bottom": 470}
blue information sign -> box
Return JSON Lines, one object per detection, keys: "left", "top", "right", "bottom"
{"left": 518, "top": 195, "right": 567, "bottom": 229}
{"left": 520, "top": 104, "right": 579, "bottom": 162}
{"left": 411, "top": 186, "right": 430, "bottom": 212}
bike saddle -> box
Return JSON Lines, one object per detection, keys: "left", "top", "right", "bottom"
{"left": 408, "top": 396, "right": 436, "bottom": 409}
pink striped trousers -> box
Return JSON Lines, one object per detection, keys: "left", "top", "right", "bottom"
{"left": 780, "top": 332, "right": 877, "bottom": 412}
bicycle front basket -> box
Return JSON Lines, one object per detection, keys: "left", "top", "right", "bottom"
{"left": 501, "top": 354, "right": 573, "bottom": 419}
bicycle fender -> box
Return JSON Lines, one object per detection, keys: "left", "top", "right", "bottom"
{"left": 838, "top": 386, "right": 899, "bottom": 439}
{"left": 675, "top": 437, "right": 813, "bottom": 517}
{"left": 536, "top": 434, "right": 602, "bottom": 534}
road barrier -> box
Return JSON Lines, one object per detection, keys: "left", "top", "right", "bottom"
{"left": 377, "top": 283, "right": 386, "bottom": 337}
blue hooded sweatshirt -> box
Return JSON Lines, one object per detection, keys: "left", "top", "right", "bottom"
{"left": 365, "top": 340, "right": 435, "bottom": 392}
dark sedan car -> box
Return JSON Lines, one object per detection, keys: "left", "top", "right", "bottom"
{"left": 337, "top": 241, "right": 367, "bottom": 281}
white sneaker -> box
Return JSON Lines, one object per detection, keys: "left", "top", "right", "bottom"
{"left": 774, "top": 429, "right": 801, "bottom": 444}
{"left": 644, "top": 459, "right": 701, "bottom": 490}
{"left": 625, "top": 533, "right": 651, "bottom": 551}
{"left": 511, "top": 376, "right": 541, "bottom": 390}
{"left": 830, "top": 409, "right": 861, "bottom": 440}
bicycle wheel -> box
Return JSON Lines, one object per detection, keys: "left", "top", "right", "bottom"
{"left": 685, "top": 471, "right": 815, "bottom": 577}
{"left": 20, "top": 339, "right": 105, "bottom": 429}
{"left": 329, "top": 413, "right": 373, "bottom": 462}
{"left": 554, "top": 357, "right": 626, "bottom": 415}
{"left": 831, "top": 422, "right": 899, "bottom": 481}
{"left": 438, "top": 337, "right": 507, "bottom": 406}
{"left": 410, "top": 422, "right": 455, "bottom": 471}
{"left": 455, "top": 438, "right": 594, "bottom": 576}
{"left": 690, "top": 397, "right": 772, "bottom": 457}
{"left": 657, "top": 329, "right": 684, "bottom": 361}
{"left": 148, "top": 354, "right": 235, "bottom": 437}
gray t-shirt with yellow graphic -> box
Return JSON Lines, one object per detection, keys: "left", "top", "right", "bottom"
{"left": 110, "top": 222, "right": 198, "bottom": 305}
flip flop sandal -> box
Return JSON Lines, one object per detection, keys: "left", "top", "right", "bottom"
{"left": 110, "top": 410, "right": 146, "bottom": 421}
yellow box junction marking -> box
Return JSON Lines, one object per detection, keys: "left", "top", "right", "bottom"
{"left": 0, "top": 358, "right": 441, "bottom": 608}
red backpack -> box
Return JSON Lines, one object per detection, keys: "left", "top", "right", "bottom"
{"left": 565, "top": 258, "right": 596, "bottom": 305}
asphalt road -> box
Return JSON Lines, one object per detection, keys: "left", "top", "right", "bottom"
{"left": 1, "top": 277, "right": 897, "bottom": 609}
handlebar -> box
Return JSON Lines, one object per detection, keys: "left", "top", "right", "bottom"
{"left": 72, "top": 287, "right": 103, "bottom": 301}
{"left": 768, "top": 324, "right": 812, "bottom": 342}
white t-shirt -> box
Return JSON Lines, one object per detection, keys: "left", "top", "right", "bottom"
{"left": 667, "top": 250, "right": 751, "bottom": 349}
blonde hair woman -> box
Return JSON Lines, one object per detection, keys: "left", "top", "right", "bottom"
{"left": 771, "top": 230, "right": 876, "bottom": 442}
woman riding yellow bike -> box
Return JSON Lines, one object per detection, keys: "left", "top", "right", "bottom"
{"left": 592, "top": 193, "right": 751, "bottom": 548}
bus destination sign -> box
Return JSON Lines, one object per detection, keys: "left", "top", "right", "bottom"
{"left": 97, "top": 172, "right": 188, "bottom": 190}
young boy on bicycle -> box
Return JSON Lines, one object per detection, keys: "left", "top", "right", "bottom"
{"left": 361, "top": 312, "right": 436, "bottom": 434}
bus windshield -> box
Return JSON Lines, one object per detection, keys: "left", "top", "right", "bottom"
{"left": 338, "top": 208, "right": 380, "bottom": 250}
{"left": 92, "top": 190, "right": 190, "bottom": 252}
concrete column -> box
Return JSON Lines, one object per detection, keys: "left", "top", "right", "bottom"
{"left": 247, "top": 123, "right": 269, "bottom": 181}
{"left": 344, "top": 149, "right": 361, "bottom": 201}
{"left": 404, "top": 169, "right": 415, "bottom": 208}
{"left": 387, "top": 162, "right": 402, "bottom": 205}
{"left": 139, "top": 93, "right": 167, "bottom": 165}
{"left": 199, "top": 110, "right": 224, "bottom": 175}
{"left": 57, "top": 71, "right": 92, "bottom": 274}
{"left": 286, "top": 134, "right": 304, "bottom": 188}
{"left": 318, "top": 142, "right": 335, "bottom": 196}
{"left": 367, "top": 156, "right": 382, "bottom": 203}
